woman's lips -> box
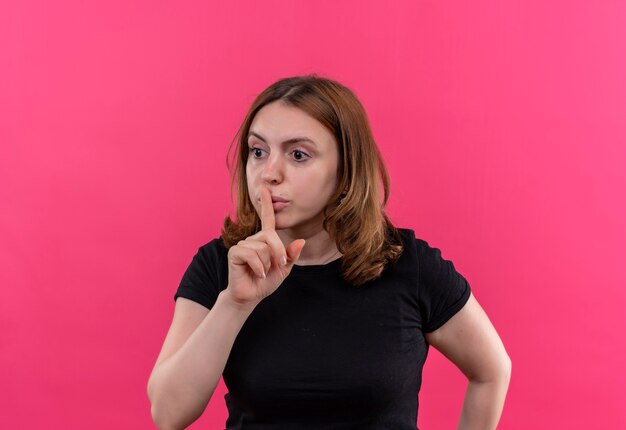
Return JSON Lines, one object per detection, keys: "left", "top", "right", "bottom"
{"left": 257, "top": 194, "right": 289, "bottom": 211}
{"left": 272, "top": 201, "right": 289, "bottom": 211}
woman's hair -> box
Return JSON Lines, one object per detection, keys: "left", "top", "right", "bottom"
{"left": 221, "top": 74, "right": 404, "bottom": 286}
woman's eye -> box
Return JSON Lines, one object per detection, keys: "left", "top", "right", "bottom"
{"left": 248, "top": 147, "right": 309, "bottom": 162}
{"left": 292, "top": 150, "right": 309, "bottom": 162}
{"left": 249, "top": 147, "right": 264, "bottom": 158}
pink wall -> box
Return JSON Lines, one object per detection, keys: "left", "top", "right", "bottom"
{"left": 2, "top": 1, "right": 625, "bottom": 428}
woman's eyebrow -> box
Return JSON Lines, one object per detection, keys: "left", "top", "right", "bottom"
{"left": 248, "top": 131, "right": 317, "bottom": 147}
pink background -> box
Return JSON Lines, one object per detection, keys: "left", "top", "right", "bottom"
{"left": 2, "top": 1, "right": 625, "bottom": 428}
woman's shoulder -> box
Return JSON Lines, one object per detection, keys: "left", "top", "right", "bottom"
{"left": 193, "top": 235, "right": 229, "bottom": 265}
{"left": 394, "top": 227, "right": 441, "bottom": 252}
{"left": 198, "top": 235, "right": 227, "bottom": 250}
{"left": 393, "top": 227, "right": 455, "bottom": 268}
{"left": 394, "top": 226, "right": 424, "bottom": 251}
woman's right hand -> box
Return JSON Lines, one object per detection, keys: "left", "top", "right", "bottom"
{"left": 225, "top": 186, "right": 306, "bottom": 310}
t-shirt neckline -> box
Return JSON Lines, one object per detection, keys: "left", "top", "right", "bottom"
{"left": 291, "top": 256, "right": 342, "bottom": 274}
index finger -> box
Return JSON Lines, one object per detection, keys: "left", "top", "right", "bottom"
{"left": 260, "top": 186, "right": 276, "bottom": 231}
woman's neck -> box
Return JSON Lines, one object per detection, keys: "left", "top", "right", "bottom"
{"left": 277, "top": 227, "right": 342, "bottom": 266}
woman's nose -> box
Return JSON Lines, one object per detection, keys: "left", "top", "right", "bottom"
{"left": 260, "top": 153, "right": 283, "bottom": 184}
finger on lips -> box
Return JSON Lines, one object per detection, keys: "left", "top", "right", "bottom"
{"left": 260, "top": 186, "right": 275, "bottom": 231}
{"left": 259, "top": 186, "right": 288, "bottom": 266}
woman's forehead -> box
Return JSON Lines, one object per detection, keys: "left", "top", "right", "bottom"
{"left": 250, "top": 101, "right": 327, "bottom": 133}
{"left": 249, "top": 102, "right": 333, "bottom": 143}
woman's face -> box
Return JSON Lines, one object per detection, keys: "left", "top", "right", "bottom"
{"left": 246, "top": 101, "right": 340, "bottom": 235}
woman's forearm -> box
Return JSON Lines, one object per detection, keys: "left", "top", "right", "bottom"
{"left": 457, "top": 366, "right": 511, "bottom": 430}
{"left": 148, "top": 290, "right": 254, "bottom": 430}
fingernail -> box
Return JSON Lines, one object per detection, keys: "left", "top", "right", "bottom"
{"left": 260, "top": 270, "right": 266, "bottom": 279}
{"left": 281, "top": 256, "right": 287, "bottom": 266}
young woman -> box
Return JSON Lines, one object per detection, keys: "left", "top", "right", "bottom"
{"left": 147, "top": 75, "right": 511, "bottom": 429}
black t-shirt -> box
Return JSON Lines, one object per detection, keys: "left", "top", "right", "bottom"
{"left": 174, "top": 228, "right": 471, "bottom": 429}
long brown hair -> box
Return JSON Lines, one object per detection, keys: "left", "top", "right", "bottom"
{"left": 222, "top": 74, "right": 403, "bottom": 286}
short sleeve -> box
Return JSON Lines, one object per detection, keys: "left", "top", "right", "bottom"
{"left": 174, "top": 238, "right": 227, "bottom": 310}
{"left": 416, "top": 239, "right": 471, "bottom": 333}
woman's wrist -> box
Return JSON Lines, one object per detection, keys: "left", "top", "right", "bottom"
{"left": 217, "top": 288, "right": 259, "bottom": 315}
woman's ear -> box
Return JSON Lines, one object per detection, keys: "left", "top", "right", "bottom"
{"left": 339, "top": 189, "right": 348, "bottom": 205}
